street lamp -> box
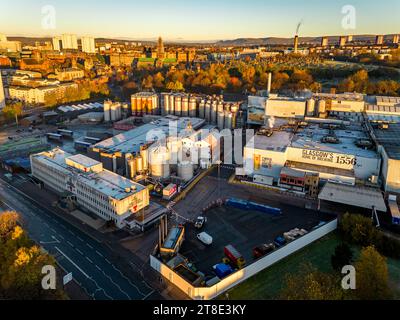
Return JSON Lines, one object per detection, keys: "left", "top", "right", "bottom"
{"left": 216, "top": 160, "right": 222, "bottom": 199}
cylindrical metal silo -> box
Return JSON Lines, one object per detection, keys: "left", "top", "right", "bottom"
{"left": 126, "top": 155, "right": 136, "bottom": 179}
{"left": 178, "top": 162, "right": 194, "bottom": 181}
{"left": 189, "top": 96, "right": 197, "bottom": 117}
{"left": 307, "top": 98, "right": 316, "bottom": 116}
{"left": 110, "top": 103, "right": 117, "bottom": 121}
{"left": 224, "top": 111, "right": 232, "bottom": 129}
{"left": 140, "top": 147, "right": 149, "bottom": 171}
{"left": 131, "top": 96, "right": 137, "bottom": 116}
{"left": 162, "top": 93, "right": 169, "bottom": 115}
{"left": 136, "top": 97, "right": 143, "bottom": 115}
{"left": 318, "top": 99, "right": 326, "bottom": 114}
{"left": 103, "top": 100, "right": 111, "bottom": 122}
{"left": 147, "top": 97, "right": 153, "bottom": 114}
{"left": 169, "top": 94, "right": 175, "bottom": 115}
{"left": 205, "top": 102, "right": 211, "bottom": 123}
{"left": 211, "top": 102, "right": 217, "bottom": 124}
{"left": 199, "top": 100, "right": 205, "bottom": 119}
{"left": 174, "top": 95, "right": 182, "bottom": 116}
{"left": 149, "top": 145, "right": 170, "bottom": 179}
{"left": 152, "top": 95, "right": 158, "bottom": 114}
{"left": 217, "top": 110, "right": 225, "bottom": 130}
{"left": 182, "top": 96, "right": 189, "bottom": 117}
{"left": 136, "top": 156, "right": 143, "bottom": 173}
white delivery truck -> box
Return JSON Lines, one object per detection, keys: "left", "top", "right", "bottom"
{"left": 197, "top": 232, "right": 213, "bottom": 245}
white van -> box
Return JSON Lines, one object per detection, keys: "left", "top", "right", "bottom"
{"left": 197, "top": 232, "right": 213, "bottom": 245}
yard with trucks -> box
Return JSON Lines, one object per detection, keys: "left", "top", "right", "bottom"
{"left": 219, "top": 232, "right": 400, "bottom": 300}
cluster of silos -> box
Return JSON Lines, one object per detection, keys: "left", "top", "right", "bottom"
{"left": 103, "top": 100, "right": 123, "bottom": 122}
{"left": 131, "top": 92, "right": 159, "bottom": 116}
{"left": 125, "top": 146, "right": 149, "bottom": 180}
{"left": 161, "top": 93, "right": 199, "bottom": 118}
{"left": 198, "top": 95, "right": 240, "bottom": 130}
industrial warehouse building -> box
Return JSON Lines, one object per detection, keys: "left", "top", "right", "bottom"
{"left": 243, "top": 121, "right": 381, "bottom": 189}
{"left": 369, "top": 122, "right": 400, "bottom": 193}
{"left": 87, "top": 116, "right": 209, "bottom": 176}
{"left": 30, "top": 148, "right": 150, "bottom": 229}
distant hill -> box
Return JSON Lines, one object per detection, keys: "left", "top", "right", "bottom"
{"left": 7, "top": 34, "right": 396, "bottom": 47}
{"left": 215, "top": 35, "right": 386, "bottom": 46}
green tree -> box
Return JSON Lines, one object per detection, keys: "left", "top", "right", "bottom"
{"left": 280, "top": 263, "right": 344, "bottom": 300}
{"left": 354, "top": 246, "right": 392, "bottom": 300}
{"left": 2, "top": 102, "right": 23, "bottom": 124}
{"left": 331, "top": 243, "right": 353, "bottom": 271}
{"left": 0, "top": 211, "right": 66, "bottom": 300}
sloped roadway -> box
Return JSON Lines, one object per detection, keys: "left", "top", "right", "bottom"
{"left": 0, "top": 176, "right": 155, "bottom": 300}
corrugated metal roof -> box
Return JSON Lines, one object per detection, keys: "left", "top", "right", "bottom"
{"left": 318, "top": 182, "right": 386, "bottom": 212}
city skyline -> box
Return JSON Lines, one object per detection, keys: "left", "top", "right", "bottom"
{"left": 1, "top": 0, "right": 400, "bottom": 41}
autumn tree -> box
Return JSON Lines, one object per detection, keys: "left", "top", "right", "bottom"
{"left": 280, "top": 263, "right": 344, "bottom": 300}
{"left": 0, "top": 211, "right": 66, "bottom": 300}
{"left": 166, "top": 80, "right": 184, "bottom": 92}
{"left": 2, "top": 102, "right": 23, "bottom": 124}
{"left": 152, "top": 72, "right": 165, "bottom": 89}
{"left": 142, "top": 75, "right": 154, "bottom": 89}
{"left": 354, "top": 246, "right": 392, "bottom": 300}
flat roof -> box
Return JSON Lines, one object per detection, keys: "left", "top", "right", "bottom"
{"left": 291, "top": 124, "right": 377, "bottom": 158}
{"left": 249, "top": 131, "right": 292, "bottom": 152}
{"left": 66, "top": 154, "right": 101, "bottom": 168}
{"left": 318, "top": 182, "right": 387, "bottom": 212}
{"left": 32, "top": 148, "right": 145, "bottom": 200}
{"left": 248, "top": 123, "right": 378, "bottom": 159}
{"left": 371, "top": 122, "right": 400, "bottom": 160}
{"left": 93, "top": 116, "right": 205, "bottom": 154}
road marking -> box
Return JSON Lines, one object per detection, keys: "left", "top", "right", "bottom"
{"left": 95, "top": 265, "right": 101, "bottom": 271}
{"left": 86, "top": 257, "right": 93, "bottom": 263}
{"left": 55, "top": 246, "right": 89, "bottom": 278}
{"left": 67, "top": 241, "right": 74, "bottom": 247}
{"left": 59, "top": 235, "right": 64, "bottom": 240}
{"left": 76, "top": 248, "right": 83, "bottom": 255}
{"left": 105, "top": 258, "right": 111, "bottom": 264}
{"left": 77, "top": 236, "right": 83, "bottom": 242}
{"left": 86, "top": 243, "right": 93, "bottom": 249}
{"left": 50, "top": 228, "right": 56, "bottom": 233}
{"left": 96, "top": 250, "right": 103, "bottom": 257}
{"left": 142, "top": 290, "right": 155, "bottom": 300}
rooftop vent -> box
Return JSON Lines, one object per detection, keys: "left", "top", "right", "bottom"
{"left": 321, "top": 135, "right": 340, "bottom": 144}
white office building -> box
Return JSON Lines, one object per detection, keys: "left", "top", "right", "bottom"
{"left": 30, "top": 148, "right": 150, "bottom": 228}
{"left": 52, "top": 36, "right": 62, "bottom": 51}
{"left": 81, "top": 36, "right": 96, "bottom": 53}
{"left": 62, "top": 34, "right": 78, "bottom": 49}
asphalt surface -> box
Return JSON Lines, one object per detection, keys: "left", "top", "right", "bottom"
{"left": 0, "top": 176, "right": 155, "bottom": 300}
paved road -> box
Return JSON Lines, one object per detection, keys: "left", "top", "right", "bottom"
{"left": 0, "top": 177, "right": 155, "bottom": 300}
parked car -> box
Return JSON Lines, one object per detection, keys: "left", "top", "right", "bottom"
{"left": 274, "top": 236, "right": 287, "bottom": 248}
{"left": 253, "top": 243, "right": 275, "bottom": 259}
{"left": 194, "top": 216, "right": 207, "bottom": 229}
{"left": 197, "top": 232, "right": 213, "bottom": 245}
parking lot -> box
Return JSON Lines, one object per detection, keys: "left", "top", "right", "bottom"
{"left": 179, "top": 201, "right": 334, "bottom": 278}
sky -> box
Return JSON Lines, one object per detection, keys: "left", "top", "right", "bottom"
{"left": 1, "top": 0, "right": 399, "bottom": 41}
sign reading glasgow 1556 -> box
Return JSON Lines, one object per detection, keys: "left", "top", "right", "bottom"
{"left": 302, "top": 150, "right": 357, "bottom": 165}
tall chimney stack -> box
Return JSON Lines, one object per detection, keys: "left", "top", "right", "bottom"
{"left": 294, "top": 35, "right": 299, "bottom": 53}
{"left": 267, "top": 73, "right": 272, "bottom": 95}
